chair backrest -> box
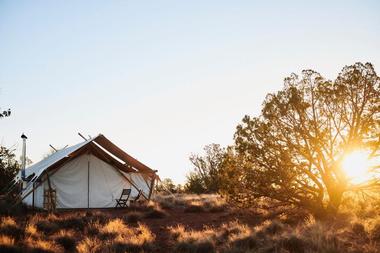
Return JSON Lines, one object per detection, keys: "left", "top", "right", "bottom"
{"left": 120, "top": 189, "right": 131, "bottom": 200}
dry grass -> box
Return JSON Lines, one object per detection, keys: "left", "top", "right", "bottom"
{"left": 0, "top": 193, "right": 379, "bottom": 252}
{"left": 126, "top": 211, "right": 143, "bottom": 224}
{"left": 0, "top": 235, "right": 15, "bottom": 246}
{"left": 155, "top": 193, "right": 228, "bottom": 213}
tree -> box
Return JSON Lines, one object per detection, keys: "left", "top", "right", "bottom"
{"left": 0, "top": 147, "right": 20, "bottom": 192}
{"left": 185, "top": 144, "right": 225, "bottom": 194}
{"left": 222, "top": 62, "right": 380, "bottom": 218}
{"left": 156, "top": 178, "right": 176, "bottom": 193}
{"left": 184, "top": 171, "right": 207, "bottom": 194}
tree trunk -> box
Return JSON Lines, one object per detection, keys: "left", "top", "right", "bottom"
{"left": 307, "top": 199, "right": 328, "bottom": 220}
{"left": 326, "top": 189, "right": 344, "bottom": 216}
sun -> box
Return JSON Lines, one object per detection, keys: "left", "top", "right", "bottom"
{"left": 341, "top": 150, "right": 371, "bottom": 183}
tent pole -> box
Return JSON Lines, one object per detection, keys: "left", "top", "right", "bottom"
{"left": 32, "top": 182, "right": 35, "bottom": 210}
{"left": 46, "top": 173, "right": 55, "bottom": 212}
{"left": 148, "top": 177, "right": 156, "bottom": 200}
{"left": 87, "top": 157, "right": 90, "bottom": 209}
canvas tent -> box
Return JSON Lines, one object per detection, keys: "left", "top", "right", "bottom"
{"left": 17, "top": 134, "right": 158, "bottom": 209}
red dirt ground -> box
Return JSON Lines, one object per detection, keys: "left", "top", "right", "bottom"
{"left": 104, "top": 207, "right": 262, "bottom": 252}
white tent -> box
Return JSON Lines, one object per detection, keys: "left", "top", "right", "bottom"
{"left": 19, "top": 134, "right": 158, "bottom": 209}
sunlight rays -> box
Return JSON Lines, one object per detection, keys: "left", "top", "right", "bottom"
{"left": 341, "top": 150, "right": 376, "bottom": 184}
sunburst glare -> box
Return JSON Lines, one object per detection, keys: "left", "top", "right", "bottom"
{"left": 341, "top": 150, "right": 372, "bottom": 184}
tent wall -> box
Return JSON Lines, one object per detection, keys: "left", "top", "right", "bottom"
{"left": 22, "top": 153, "right": 154, "bottom": 209}
{"left": 23, "top": 182, "right": 44, "bottom": 208}
{"left": 49, "top": 154, "right": 89, "bottom": 208}
{"left": 88, "top": 154, "right": 132, "bottom": 208}
{"left": 48, "top": 154, "right": 132, "bottom": 208}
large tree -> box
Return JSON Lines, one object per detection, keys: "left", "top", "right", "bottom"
{"left": 221, "top": 63, "right": 380, "bottom": 217}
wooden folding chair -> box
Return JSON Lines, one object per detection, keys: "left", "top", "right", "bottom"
{"left": 115, "top": 189, "right": 131, "bottom": 208}
{"left": 130, "top": 189, "right": 143, "bottom": 204}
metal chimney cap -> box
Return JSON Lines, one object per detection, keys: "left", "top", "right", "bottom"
{"left": 21, "top": 133, "right": 28, "bottom": 139}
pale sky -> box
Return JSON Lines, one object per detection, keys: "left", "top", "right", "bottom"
{"left": 1, "top": 1, "right": 379, "bottom": 183}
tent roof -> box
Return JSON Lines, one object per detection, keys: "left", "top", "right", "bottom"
{"left": 17, "top": 134, "right": 156, "bottom": 182}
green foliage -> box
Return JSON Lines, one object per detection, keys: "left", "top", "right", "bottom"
{"left": 184, "top": 144, "right": 225, "bottom": 194}
{"left": 184, "top": 172, "right": 207, "bottom": 194}
{"left": 220, "top": 62, "right": 380, "bottom": 217}
{"left": 0, "top": 146, "right": 20, "bottom": 192}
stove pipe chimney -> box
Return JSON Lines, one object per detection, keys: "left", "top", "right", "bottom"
{"left": 21, "top": 133, "right": 27, "bottom": 180}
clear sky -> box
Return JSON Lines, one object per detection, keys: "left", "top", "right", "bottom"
{"left": 1, "top": 1, "right": 379, "bottom": 183}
